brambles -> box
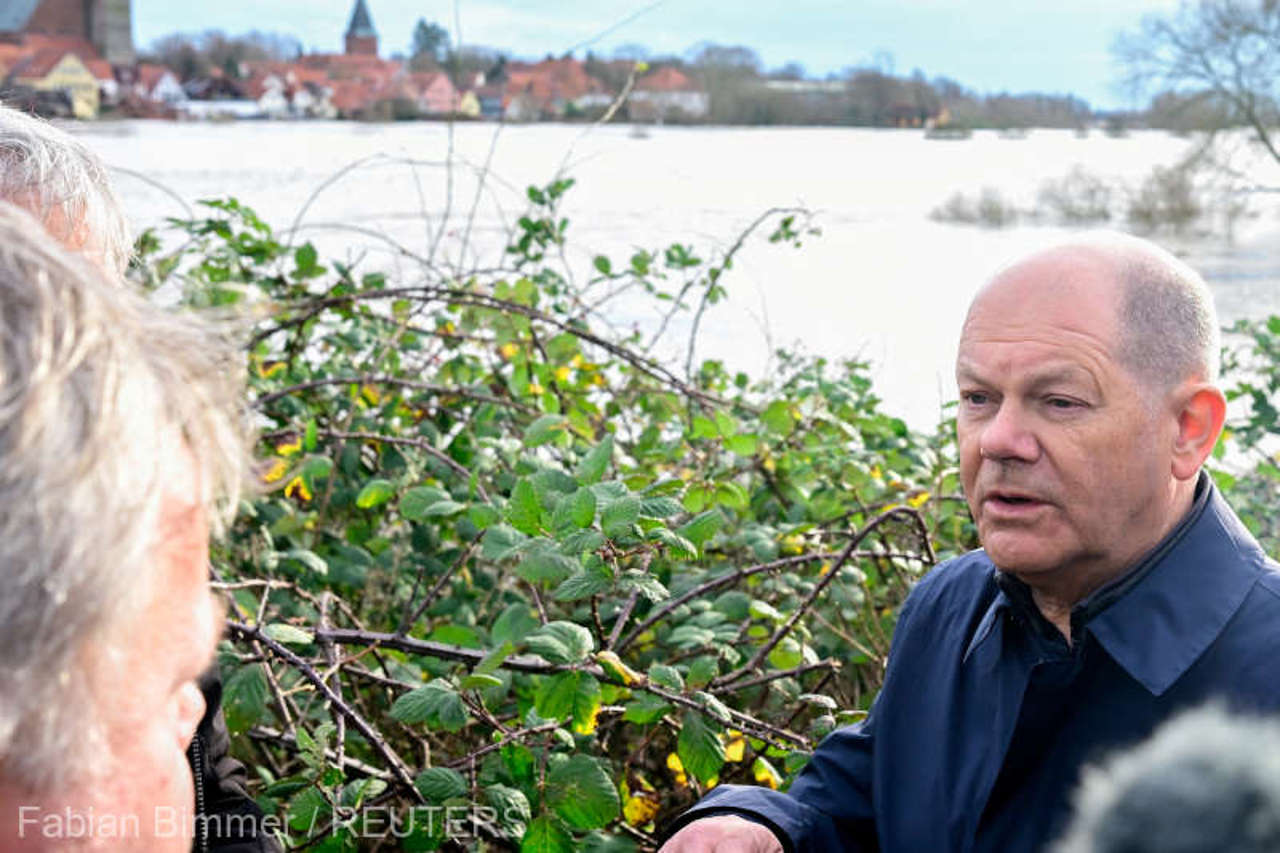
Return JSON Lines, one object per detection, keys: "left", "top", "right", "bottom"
{"left": 137, "top": 174, "right": 1276, "bottom": 851}
{"left": 138, "top": 179, "right": 962, "bottom": 851}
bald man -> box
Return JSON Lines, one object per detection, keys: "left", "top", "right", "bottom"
{"left": 660, "top": 234, "right": 1280, "bottom": 853}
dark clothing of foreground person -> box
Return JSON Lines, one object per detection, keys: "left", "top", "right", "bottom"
{"left": 666, "top": 474, "right": 1280, "bottom": 852}
{"left": 191, "top": 669, "right": 280, "bottom": 853}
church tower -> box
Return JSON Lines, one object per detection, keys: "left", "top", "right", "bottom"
{"left": 9, "top": 0, "right": 134, "bottom": 65}
{"left": 90, "top": 0, "right": 134, "bottom": 65}
{"left": 344, "top": 0, "right": 378, "bottom": 56}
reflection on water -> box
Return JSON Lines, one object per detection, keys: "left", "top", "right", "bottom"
{"left": 65, "top": 121, "right": 1280, "bottom": 427}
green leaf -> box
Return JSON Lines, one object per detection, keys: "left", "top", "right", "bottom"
{"left": 677, "top": 712, "right": 726, "bottom": 784}
{"left": 391, "top": 680, "right": 470, "bottom": 732}
{"left": 492, "top": 604, "right": 539, "bottom": 647}
{"left": 524, "top": 414, "right": 569, "bottom": 447}
{"left": 677, "top": 509, "right": 724, "bottom": 546}
{"left": 553, "top": 562, "right": 614, "bottom": 601}
{"left": 648, "top": 663, "right": 684, "bottom": 691}
{"left": 535, "top": 671, "right": 602, "bottom": 733}
{"left": 516, "top": 539, "right": 580, "bottom": 585}
{"left": 508, "top": 479, "right": 543, "bottom": 536}
{"left": 648, "top": 528, "right": 698, "bottom": 560}
{"left": 415, "top": 767, "right": 467, "bottom": 803}
{"left": 282, "top": 548, "right": 327, "bottom": 575}
{"left": 618, "top": 570, "right": 669, "bottom": 602}
{"left": 482, "top": 524, "right": 527, "bottom": 561}
{"left": 552, "top": 487, "right": 597, "bottom": 531}
{"left": 521, "top": 815, "right": 573, "bottom": 853}
{"left": 355, "top": 478, "right": 395, "bottom": 509}
{"left": 300, "top": 455, "right": 332, "bottom": 490}
{"left": 726, "top": 433, "right": 759, "bottom": 456}
{"left": 422, "top": 500, "right": 467, "bottom": 517}
{"left": 761, "top": 400, "right": 795, "bottom": 435}
{"left": 690, "top": 415, "right": 717, "bottom": 439}
{"left": 622, "top": 694, "right": 672, "bottom": 724}
{"left": 687, "top": 656, "right": 719, "bottom": 689}
{"left": 601, "top": 495, "right": 641, "bottom": 539}
{"left": 557, "top": 529, "right": 606, "bottom": 556}
{"left": 468, "top": 503, "right": 501, "bottom": 529}
{"left": 593, "top": 255, "right": 612, "bottom": 275}
{"left": 768, "top": 637, "right": 804, "bottom": 670}
{"left": 263, "top": 623, "right": 313, "bottom": 646}
{"left": 639, "top": 496, "right": 683, "bottom": 518}
{"left": 526, "top": 621, "right": 594, "bottom": 663}
{"left": 575, "top": 436, "right": 614, "bottom": 484}
{"left": 222, "top": 664, "right": 268, "bottom": 735}
{"left": 715, "top": 482, "right": 749, "bottom": 511}
{"left": 461, "top": 672, "right": 505, "bottom": 690}
{"left": 287, "top": 787, "right": 330, "bottom": 833}
{"left": 547, "top": 755, "right": 621, "bottom": 830}
{"left": 487, "top": 784, "right": 532, "bottom": 837}
{"left": 400, "top": 486, "right": 452, "bottom": 520}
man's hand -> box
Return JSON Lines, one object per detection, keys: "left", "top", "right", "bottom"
{"left": 659, "top": 815, "right": 784, "bottom": 852}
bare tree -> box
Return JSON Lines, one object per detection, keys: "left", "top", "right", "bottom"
{"left": 1115, "top": 1, "right": 1280, "bottom": 165}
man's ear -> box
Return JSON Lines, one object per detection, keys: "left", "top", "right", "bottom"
{"left": 1171, "top": 383, "right": 1227, "bottom": 481}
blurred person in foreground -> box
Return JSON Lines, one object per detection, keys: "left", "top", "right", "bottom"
{"left": 661, "top": 233, "right": 1280, "bottom": 852}
{"left": 1054, "top": 706, "right": 1280, "bottom": 853}
{"left": 0, "top": 104, "right": 272, "bottom": 852}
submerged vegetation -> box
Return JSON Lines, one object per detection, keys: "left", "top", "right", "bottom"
{"left": 134, "top": 171, "right": 1280, "bottom": 850}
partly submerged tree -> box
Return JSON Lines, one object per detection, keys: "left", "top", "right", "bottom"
{"left": 1115, "top": 0, "right": 1280, "bottom": 166}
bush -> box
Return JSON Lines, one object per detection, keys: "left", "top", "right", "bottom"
{"left": 929, "top": 187, "right": 1019, "bottom": 227}
{"left": 1126, "top": 164, "right": 1201, "bottom": 232}
{"left": 135, "top": 175, "right": 1279, "bottom": 851}
{"left": 1036, "top": 166, "right": 1113, "bottom": 224}
{"left": 136, "top": 182, "right": 973, "bottom": 851}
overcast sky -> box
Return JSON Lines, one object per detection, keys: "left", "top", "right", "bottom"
{"left": 132, "top": 0, "right": 1181, "bottom": 109}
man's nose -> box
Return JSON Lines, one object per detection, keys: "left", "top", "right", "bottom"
{"left": 978, "top": 401, "right": 1040, "bottom": 463}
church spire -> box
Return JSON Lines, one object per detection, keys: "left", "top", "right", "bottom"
{"left": 344, "top": 0, "right": 378, "bottom": 55}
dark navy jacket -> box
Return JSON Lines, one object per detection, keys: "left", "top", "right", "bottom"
{"left": 671, "top": 477, "right": 1280, "bottom": 852}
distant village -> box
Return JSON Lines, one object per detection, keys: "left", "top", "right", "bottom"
{"left": 0, "top": 0, "right": 712, "bottom": 123}
{"left": 5, "top": 0, "right": 1197, "bottom": 132}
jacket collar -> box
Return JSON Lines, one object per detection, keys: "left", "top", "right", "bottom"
{"left": 965, "top": 473, "right": 1268, "bottom": 696}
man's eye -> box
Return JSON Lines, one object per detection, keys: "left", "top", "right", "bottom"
{"left": 961, "top": 392, "right": 990, "bottom": 406}
{"left": 1046, "top": 397, "right": 1080, "bottom": 410}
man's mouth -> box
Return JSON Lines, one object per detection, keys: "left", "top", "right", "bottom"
{"left": 983, "top": 491, "right": 1049, "bottom": 516}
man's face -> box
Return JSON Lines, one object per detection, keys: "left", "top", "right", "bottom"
{"left": 955, "top": 252, "right": 1178, "bottom": 580}
{"left": 77, "top": 450, "right": 223, "bottom": 851}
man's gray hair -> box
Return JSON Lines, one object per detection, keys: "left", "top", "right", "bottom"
{"left": 1055, "top": 706, "right": 1280, "bottom": 853}
{"left": 0, "top": 203, "right": 248, "bottom": 791}
{"left": 1112, "top": 237, "right": 1220, "bottom": 388}
{"left": 0, "top": 102, "right": 133, "bottom": 277}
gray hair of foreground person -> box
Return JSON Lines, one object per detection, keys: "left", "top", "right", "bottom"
{"left": 0, "top": 202, "right": 248, "bottom": 791}
{"left": 0, "top": 102, "right": 133, "bottom": 276}
{"left": 1054, "top": 706, "right": 1280, "bottom": 853}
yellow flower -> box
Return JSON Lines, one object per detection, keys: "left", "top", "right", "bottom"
{"left": 666, "top": 752, "right": 688, "bottom": 787}
{"left": 908, "top": 491, "right": 931, "bottom": 508}
{"left": 441, "top": 321, "right": 456, "bottom": 334}
{"left": 285, "top": 476, "right": 312, "bottom": 501}
{"left": 262, "top": 458, "right": 288, "bottom": 484}
{"left": 570, "top": 354, "right": 585, "bottom": 368}
{"left": 361, "top": 384, "right": 381, "bottom": 405}
{"left": 554, "top": 366, "right": 572, "bottom": 383}
{"left": 762, "top": 456, "right": 776, "bottom": 473}
{"left": 498, "top": 343, "right": 519, "bottom": 360}
{"left": 818, "top": 562, "right": 832, "bottom": 576}
{"left": 869, "top": 465, "right": 883, "bottom": 480}
{"left": 723, "top": 730, "right": 746, "bottom": 763}
{"left": 624, "top": 792, "right": 660, "bottom": 826}
{"left": 527, "top": 382, "right": 544, "bottom": 396}
{"left": 275, "top": 436, "right": 302, "bottom": 457}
